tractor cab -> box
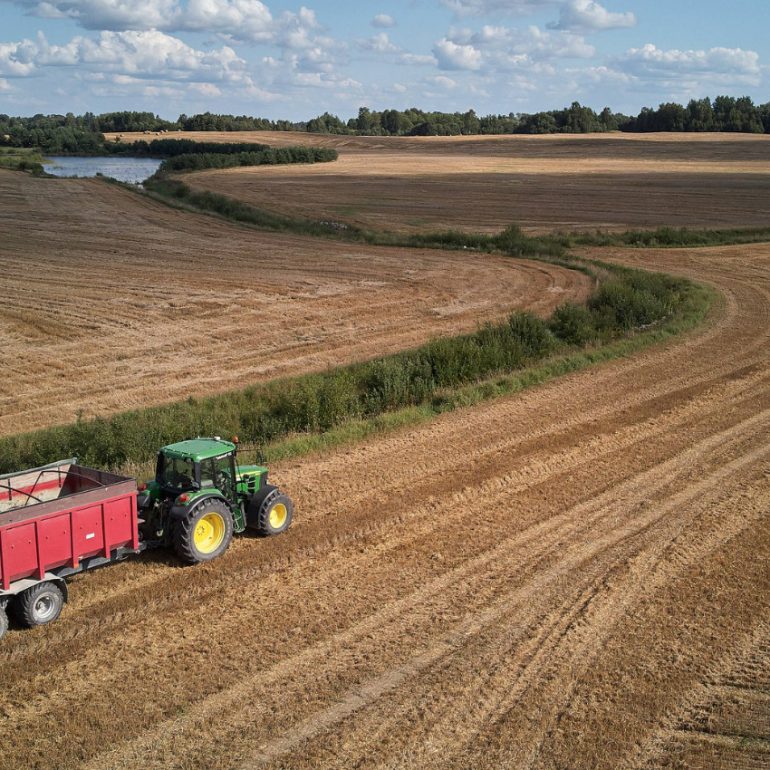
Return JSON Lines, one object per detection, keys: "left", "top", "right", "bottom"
{"left": 155, "top": 437, "right": 239, "bottom": 504}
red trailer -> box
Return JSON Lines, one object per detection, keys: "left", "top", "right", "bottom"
{"left": 0, "top": 458, "right": 140, "bottom": 637}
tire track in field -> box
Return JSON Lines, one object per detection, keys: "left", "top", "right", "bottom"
{"left": 2, "top": 348, "right": 767, "bottom": 686}
{"left": 78, "top": 410, "right": 770, "bottom": 770}
{"left": 236, "top": 434, "right": 770, "bottom": 769}
{"left": 353, "top": 478, "right": 770, "bottom": 770}
{"left": 633, "top": 625, "right": 770, "bottom": 769}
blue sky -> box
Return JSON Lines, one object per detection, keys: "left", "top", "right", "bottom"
{"left": 0, "top": 0, "right": 767, "bottom": 120}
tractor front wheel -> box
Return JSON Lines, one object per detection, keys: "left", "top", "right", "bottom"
{"left": 253, "top": 489, "right": 293, "bottom": 536}
{"left": 174, "top": 499, "right": 234, "bottom": 564}
{"left": 0, "top": 605, "right": 8, "bottom": 640}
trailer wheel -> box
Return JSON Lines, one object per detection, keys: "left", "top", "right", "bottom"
{"left": 15, "top": 582, "right": 65, "bottom": 628}
{"left": 253, "top": 489, "right": 293, "bottom": 536}
{"left": 174, "top": 498, "right": 234, "bottom": 564}
{"left": 0, "top": 605, "right": 8, "bottom": 640}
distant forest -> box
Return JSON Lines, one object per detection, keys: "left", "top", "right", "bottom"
{"left": 2, "top": 95, "right": 769, "bottom": 154}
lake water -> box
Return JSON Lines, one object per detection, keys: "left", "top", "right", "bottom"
{"left": 43, "top": 156, "right": 162, "bottom": 183}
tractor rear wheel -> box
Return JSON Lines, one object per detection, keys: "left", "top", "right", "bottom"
{"left": 253, "top": 489, "right": 293, "bottom": 536}
{"left": 174, "top": 498, "right": 234, "bottom": 564}
{"left": 15, "top": 582, "right": 65, "bottom": 628}
{"left": 0, "top": 605, "right": 8, "bottom": 640}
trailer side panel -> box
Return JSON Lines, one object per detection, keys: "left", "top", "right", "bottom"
{"left": 0, "top": 471, "right": 138, "bottom": 591}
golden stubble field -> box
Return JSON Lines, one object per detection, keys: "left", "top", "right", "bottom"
{"left": 1, "top": 241, "right": 769, "bottom": 770}
{"left": 2, "top": 132, "right": 770, "bottom": 770}
{"left": 0, "top": 170, "right": 589, "bottom": 435}
{"left": 110, "top": 130, "right": 770, "bottom": 233}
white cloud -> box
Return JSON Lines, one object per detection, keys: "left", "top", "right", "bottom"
{"left": 0, "top": 77, "right": 11, "bottom": 90}
{"left": 519, "top": 25, "right": 594, "bottom": 58}
{"left": 618, "top": 43, "right": 761, "bottom": 84}
{"left": 190, "top": 81, "right": 222, "bottom": 96}
{"left": 442, "top": 24, "right": 594, "bottom": 71}
{"left": 292, "top": 70, "right": 360, "bottom": 90}
{"left": 80, "top": 30, "right": 249, "bottom": 81}
{"left": 180, "top": 0, "right": 273, "bottom": 41}
{"left": 427, "top": 74, "right": 457, "bottom": 89}
{"left": 433, "top": 37, "right": 482, "bottom": 70}
{"left": 17, "top": 0, "right": 180, "bottom": 30}
{"left": 141, "top": 83, "right": 178, "bottom": 97}
{"left": 0, "top": 29, "right": 251, "bottom": 84}
{"left": 242, "top": 82, "right": 283, "bottom": 100}
{"left": 440, "top": 0, "right": 635, "bottom": 33}
{"left": 274, "top": 6, "right": 321, "bottom": 49}
{"left": 549, "top": 0, "right": 635, "bottom": 31}
{"left": 583, "top": 64, "right": 632, "bottom": 84}
{"left": 399, "top": 52, "right": 437, "bottom": 66}
{"left": 359, "top": 32, "right": 398, "bottom": 54}
{"left": 441, "top": 0, "right": 554, "bottom": 15}
{"left": 0, "top": 38, "right": 40, "bottom": 76}
{"left": 372, "top": 13, "right": 395, "bottom": 28}
{"left": 2, "top": 0, "right": 328, "bottom": 47}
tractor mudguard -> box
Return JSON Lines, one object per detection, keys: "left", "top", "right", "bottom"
{"left": 245, "top": 484, "right": 278, "bottom": 528}
{"left": 169, "top": 492, "right": 230, "bottom": 520}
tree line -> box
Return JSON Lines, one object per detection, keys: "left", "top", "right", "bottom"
{"left": 2, "top": 96, "right": 769, "bottom": 154}
{"left": 155, "top": 145, "right": 337, "bottom": 173}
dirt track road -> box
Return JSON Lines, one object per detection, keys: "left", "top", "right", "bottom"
{"left": 1, "top": 242, "right": 768, "bottom": 769}
{"left": 0, "top": 170, "right": 589, "bottom": 435}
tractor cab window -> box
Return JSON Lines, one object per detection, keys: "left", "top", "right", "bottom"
{"left": 200, "top": 454, "right": 234, "bottom": 494}
{"left": 158, "top": 456, "right": 196, "bottom": 491}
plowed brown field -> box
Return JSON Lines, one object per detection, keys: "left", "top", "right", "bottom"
{"left": 0, "top": 169, "right": 589, "bottom": 435}
{"left": 1, "top": 240, "right": 769, "bottom": 770}
{"left": 110, "top": 130, "right": 770, "bottom": 233}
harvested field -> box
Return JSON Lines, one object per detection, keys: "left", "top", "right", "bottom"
{"left": 1, "top": 241, "right": 769, "bottom": 770}
{"left": 110, "top": 130, "right": 770, "bottom": 233}
{"left": 0, "top": 169, "right": 590, "bottom": 436}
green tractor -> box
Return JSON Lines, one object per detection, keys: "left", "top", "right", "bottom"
{"left": 136, "top": 437, "right": 292, "bottom": 563}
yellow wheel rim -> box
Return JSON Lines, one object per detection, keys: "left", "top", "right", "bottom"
{"left": 194, "top": 512, "right": 226, "bottom": 554}
{"left": 269, "top": 502, "right": 288, "bottom": 530}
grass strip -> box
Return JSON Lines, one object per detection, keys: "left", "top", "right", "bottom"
{"left": 0, "top": 147, "right": 46, "bottom": 175}
{"left": 123, "top": 277, "right": 715, "bottom": 478}
{"left": 560, "top": 226, "right": 770, "bottom": 249}
{"left": 256, "top": 277, "right": 715, "bottom": 462}
{"left": 0, "top": 262, "right": 713, "bottom": 475}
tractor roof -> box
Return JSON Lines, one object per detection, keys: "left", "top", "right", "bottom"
{"left": 160, "top": 438, "right": 236, "bottom": 462}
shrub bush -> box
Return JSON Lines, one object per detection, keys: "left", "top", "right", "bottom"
{"left": 508, "top": 312, "right": 556, "bottom": 357}
{"left": 548, "top": 303, "right": 597, "bottom": 345}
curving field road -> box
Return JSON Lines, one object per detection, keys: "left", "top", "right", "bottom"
{"left": 0, "top": 170, "right": 590, "bottom": 435}
{"left": 1, "top": 241, "right": 768, "bottom": 769}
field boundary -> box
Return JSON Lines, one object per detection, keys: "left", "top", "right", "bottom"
{"left": 140, "top": 176, "right": 574, "bottom": 260}
{"left": 0, "top": 251, "right": 716, "bottom": 475}
{"left": 140, "top": 175, "right": 770, "bottom": 253}
{"left": 257, "top": 278, "right": 717, "bottom": 466}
